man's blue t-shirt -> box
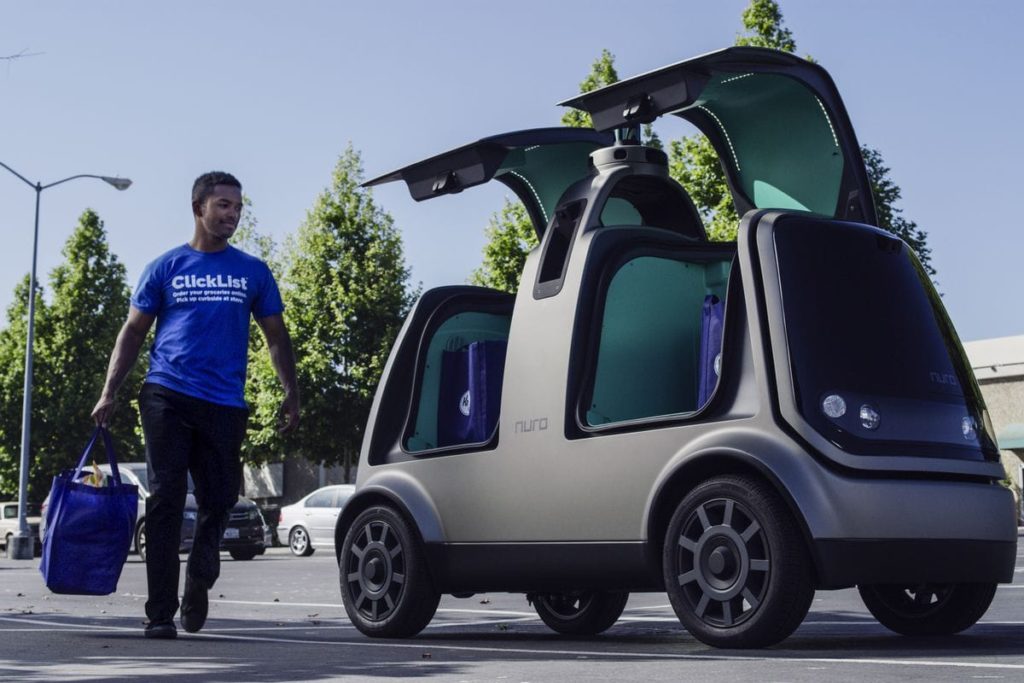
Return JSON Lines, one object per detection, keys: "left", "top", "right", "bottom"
{"left": 132, "top": 244, "right": 283, "bottom": 408}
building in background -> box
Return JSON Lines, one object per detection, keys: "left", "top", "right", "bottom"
{"left": 964, "top": 335, "right": 1024, "bottom": 524}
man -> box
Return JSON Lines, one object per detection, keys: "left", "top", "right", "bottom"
{"left": 92, "top": 171, "right": 299, "bottom": 639}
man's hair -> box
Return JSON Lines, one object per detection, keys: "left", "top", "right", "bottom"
{"left": 192, "top": 171, "right": 242, "bottom": 207}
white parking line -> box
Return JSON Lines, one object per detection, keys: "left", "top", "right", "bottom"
{"left": 169, "top": 630, "right": 1024, "bottom": 672}
{"left": 1, "top": 615, "right": 1021, "bottom": 672}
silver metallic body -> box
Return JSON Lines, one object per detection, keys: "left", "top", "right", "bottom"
{"left": 351, "top": 154, "right": 1016, "bottom": 557}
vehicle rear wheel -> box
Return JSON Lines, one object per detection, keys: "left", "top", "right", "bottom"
{"left": 858, "top": 582, "right": 997, "bottom": 636}
{"left": 3, "top": 533, "right": 11, "bottom": 559}
{"left": 663, "top": 474, "right": 814, "bottom": 648}
{"left": 289, "top": 526, "right": 315, "bottom": 557}
{"left": 340, "top": 505, "right": 440, "bottom": 638}
{"left": 532, "top": 591, "right": 628, "bottom": 635}
{"left": 136, "top": 521, "right": 147, "bottom": 562}
{"left": 229, "top": 548, "right": 259, "bottom": 561}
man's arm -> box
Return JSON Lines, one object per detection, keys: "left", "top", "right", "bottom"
{"left": 91, "top": 306, "right": 156, "bottom": 427}
{"left": 255, "top": 314, "right": 300, "bottom": 433}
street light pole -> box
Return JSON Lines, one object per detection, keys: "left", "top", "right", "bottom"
{"left": 0, "top": 161, "right": 131, "bottom": 560}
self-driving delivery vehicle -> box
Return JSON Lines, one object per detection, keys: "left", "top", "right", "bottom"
{"left": 334, "top": 47, "right": 1017, "bottom": 648}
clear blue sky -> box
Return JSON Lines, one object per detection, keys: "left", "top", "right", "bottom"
{"left": 1, "top": 1, "right": 1022, "bottom": 342}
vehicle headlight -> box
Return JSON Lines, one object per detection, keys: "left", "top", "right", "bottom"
{"left": 859, "top": 404, "right": 880, "bottom": 431}
{"left": 249, "top": 509, "right": 261, "bottom": 521}
{"left": 961, "top": 416, "right": 978, "bottom": 440}
{"left": 821, "top": 394, "right": 846, "bottom": 418}
{"left": 183, "top": 511, "right": 197, "bottom": 521}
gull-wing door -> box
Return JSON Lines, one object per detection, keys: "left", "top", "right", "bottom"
{"left": 560, "top": 47, "right": 877, "bottom": 225}
{"left": 364, "top": 128, "right": 614, "bottom": 238}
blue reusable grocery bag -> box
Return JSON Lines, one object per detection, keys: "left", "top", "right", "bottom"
{"left": 697, "top": 294, "right": 724, "bottom": 407}
{"left": 39, "top": 427, "right": 138, "bottom": 595}
{"left": 437, "top": 340, "right": 508, "bottom": 447}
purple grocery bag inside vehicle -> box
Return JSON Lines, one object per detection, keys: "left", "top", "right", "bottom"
{"left": 40, "top": 427, "right": 137, "bottom": 595}
{"left": 437, "top": 340, "right": 508, "bottom": 447}
{"left": 697, "top": 294, "right": 724, "bottom": 407}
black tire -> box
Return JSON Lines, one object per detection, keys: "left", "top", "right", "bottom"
{"left": 663, "top": 474, "right": 814, "bottom": 649}
{"left": 533, "top": 591, "right": 629, "bottom": 635}
{"left": 858, "top": 582, "right": 997, "bottom": 636}
{"left": 136, "top": 521, "right": 147, "bottom": 562}
{"left": 289, "top": 526, "right": 315, "bottom": 557}
{"left": 3, "top": 533, "right": 11, "bottom": 559}
{"left": 229, "top": 548, "right": 259, "bottom": 561}
{"left": 340, "top": 506, "right": 440, "bottom": 638}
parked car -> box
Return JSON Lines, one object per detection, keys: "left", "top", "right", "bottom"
{"left": 40, "top": 462, "right": 271, "bottom": 561}
{"left": 278, "top": 485, "right": 355, "bottom": 556}
{"left": 334, "top": 46, "right": 1018, "bottom": 648}
{"left": 1, "top": 501, "right": 41, "bottom": 558}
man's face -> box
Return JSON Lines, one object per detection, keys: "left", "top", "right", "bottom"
{"left": 195, "top": 185, "right": 243, "bottom": 241}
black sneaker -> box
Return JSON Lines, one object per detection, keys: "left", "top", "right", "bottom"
{"left": 180, "top": 575, "right": 209, "bottom": 634}
{"left": 144, "top": 620, "right": 177, "bottom": 639}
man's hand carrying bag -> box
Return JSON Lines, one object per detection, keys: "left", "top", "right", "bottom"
{"left": 39, "top": 426, "right": 138, "bottom": 595}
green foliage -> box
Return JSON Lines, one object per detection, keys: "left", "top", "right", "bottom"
{"left": 735, "top": 0, "right": 796, "bottom": 51}
{"left": 0, "top": 210, "right": 141, "bottom": 502}
{"left": 861, "top": 145, "right": 936, "bottom": 279}
{"left": 561, "top": 49, "right": 619, "bottom": 129}
{"left": 668, "top": 136, "right": 739, "bottom": 242}
{"left": 231, "top": 197, "right": 289, "bottom": 466}
{"left": 469, "top": 199, "right": 536, "bottom": 293}
{"left": 268, "top": 146, "right": 416, "bottom": 479}
{"left": 666, "top": 0, "right": 934, "bottom": 278}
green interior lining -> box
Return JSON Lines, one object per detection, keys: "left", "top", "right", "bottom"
{"left": 588, "top": 256, "right": 731, "bottom": 426}
{"left": 690, "top": 72, "right": 843, "bottom": 217}
{"left": 496, "top": 141, "right": 604, "bottom": 226}
{"left": 406, "top": 312, "right": 512, "bottom": 452}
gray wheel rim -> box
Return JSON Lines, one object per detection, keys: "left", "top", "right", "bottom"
{"left": 539, "top": 593, "right": 594, "bottom": 620}
{"left": 344, "top": 519, "right": 406, "bottom": 622}
{"left": 873, "top": 584, "right": 954, "bottom": 618}
{"left": 674, "top": 497, "right": 770, "bottom": 628}
{"left": 291, "top": 527, "right": 309, "bottom": 554}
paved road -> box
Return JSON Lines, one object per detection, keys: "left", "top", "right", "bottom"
{"left": 1, "top": 538, "right": 1022, "bottom": 682}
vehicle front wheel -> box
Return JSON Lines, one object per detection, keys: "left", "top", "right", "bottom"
{"left": 289, "top": 526, "right": 315, "bottom": 557}
{"left": 532, "top": 591, "right": 628, "bottom": 635}
{"left": 340, "top": 506, "right": 440, "bottom": 638}
{"left": 858, "top": 582, "right": 997, "bottom": 636}
{"left": 229, "top": 548, "right": 259, "bottom": 561}
{"left": 663, "top": 474, "right": 814, "bottom": 649}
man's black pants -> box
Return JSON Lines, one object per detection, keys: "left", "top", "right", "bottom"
{"left": 138, "top": 382, "right": 248, "bottom": 623}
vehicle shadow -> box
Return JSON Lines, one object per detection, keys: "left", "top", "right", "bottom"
{"left": 3, "top": 609, "right": 1021, "bottom": 682}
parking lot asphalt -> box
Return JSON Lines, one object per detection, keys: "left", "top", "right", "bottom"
{"left": 1, "top": 538, "right": 1022, "bottom": 682}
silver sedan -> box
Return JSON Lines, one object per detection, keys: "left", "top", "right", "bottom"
{"left": 277, "top": 485, "right": 355, "bottom": 557}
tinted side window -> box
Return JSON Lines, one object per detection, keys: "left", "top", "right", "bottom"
{"left": 305, "top": 490, "right": 337, "bottom": 508}
{"left": 406, "top": 311, "right": 511, "bottom": 452}
{"left": 584, "top": 254, "right": 732, "bottom": 426}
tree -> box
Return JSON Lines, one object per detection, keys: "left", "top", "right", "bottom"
{"left": 861, "top": 147, "right": 936, "bottom": 279}
{"left": 275, "top": 146, "right": 416, "bottom": 481}
{"left": 669, "top": 0, "right": 935, "bottom": 279}
{"left": 469, "top": 199, "right": 535, "bottom": 293}
{"left": 230, "top": 197, "right": 290, "bottom": 465}
{"left": 0, "top": 278, "right": 48, "bottom": 500}
{"left": 0, "top": 210, "right": 141, "bottom": 502}
{"left": 474, "top": 49, "right": 661, "bottom": 293}
{"left": 734, "top": 0, "right": 796, "bottom": 51}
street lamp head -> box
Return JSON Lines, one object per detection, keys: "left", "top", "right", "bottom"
{"left": 101, "top": 176, "right": 132, "bottom": 191}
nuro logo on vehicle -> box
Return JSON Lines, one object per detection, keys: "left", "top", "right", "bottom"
{"left": 171, "top": 274, "right": 249, "bottom": 305}
{"left": 514, "top": 417, "right": 548, "bottom": 433}
{"left": 929, "top": 371, "right": 959, "bottom": 386}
